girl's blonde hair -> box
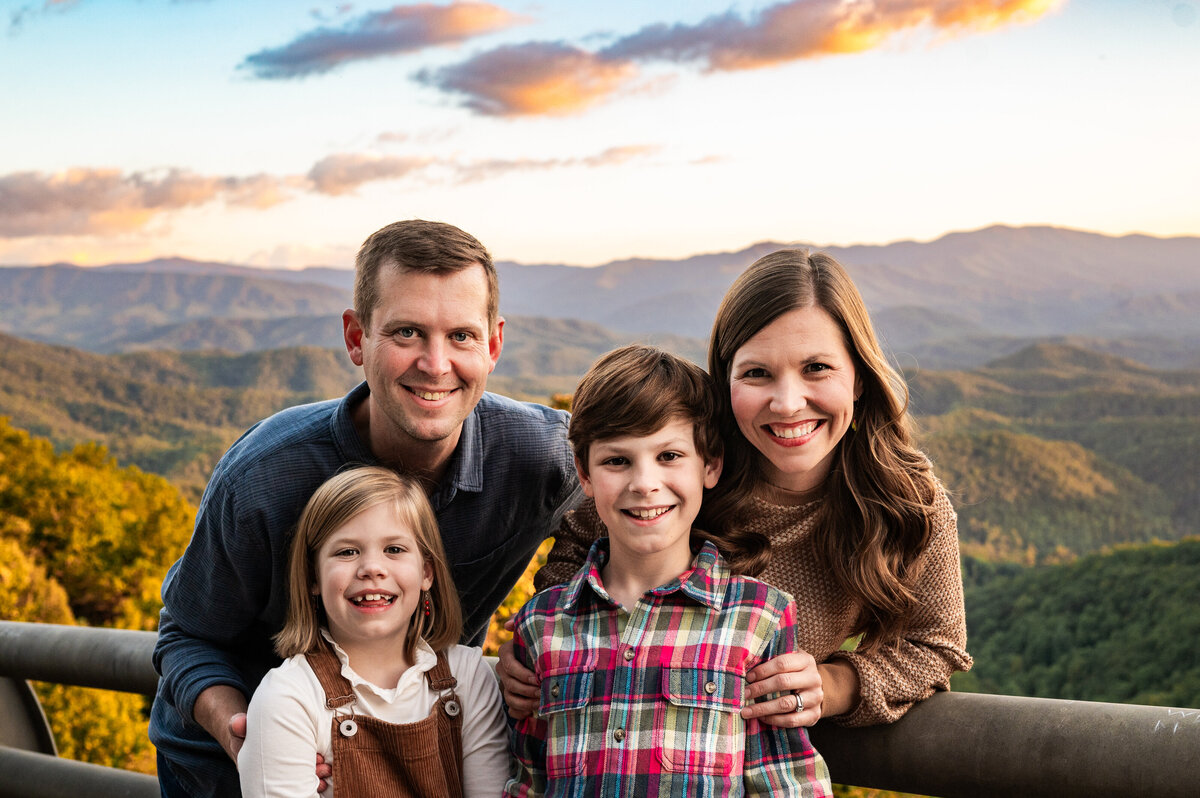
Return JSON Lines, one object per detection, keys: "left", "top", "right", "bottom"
{"left": 273, "top": 466, "right": 462, "bottom": 662}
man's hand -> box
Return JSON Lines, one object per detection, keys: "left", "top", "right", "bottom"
{"left": 496, "top": 621, "right": 540, "bottom": 719}
{"left": 193, "top": 684, "right": 249, "bottom": 763}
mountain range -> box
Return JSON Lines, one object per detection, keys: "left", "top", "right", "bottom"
{"left": 3, "top": 225, "right": 1198, "bottom": 371}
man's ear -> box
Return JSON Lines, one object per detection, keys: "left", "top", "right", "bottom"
{"left": 343, "top": 309, "right": 366, "bottom": 367}
{"left": 487, "top": 316, "right": 505, "bottom": 374}
{"left": 704, "top": 454, "right": 723, "bottom": 490}
{"left": 575, "top": 455, "right": 594, "bottom": 498}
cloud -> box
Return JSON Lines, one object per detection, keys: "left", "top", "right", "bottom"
{"left": 423, "top": 0, "right": 1063, "bottom": 115}
{"left": 9, "top": 0, "right": 82, "bottom": 32}
{"left": 453, "top": 144, "right": 659, "bottom": 182}
{"left": 605, "top": 0, "right": 1065, "bottom": 70}
{"left": 306, "top": 153, "right": 433, "bottom": 195}
{"left": 0, "top": 144, "right": 658, "bottom": 237}
{"left": 240, "top": 2, "right": 527, "bottom": 79}
{"left": 416, "top": 41, "right": 637, "bottom": 116}
{"left": 0, "top": 168, "right": 292, "bottom": 237}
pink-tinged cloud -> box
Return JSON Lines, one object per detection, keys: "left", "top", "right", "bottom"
{"left": 423, "top": 0, "right": 1062, "bottom": 116}
{"left": 306, "top": 153, "right": 433, "bottom": 195}
{"left": 0, "top": 168, "right": 292, "bottom": 237}
{"left": 417, "top": 41, "right": 637, "bottom": 116}
{"left": 240, "top": 2, "right": 527, "bottom": 79}
{"left": 453, "top": 144, "right": 659, "bottom": 182}
{"left": 602, "top": 0, "right": 1066, "bottom": 70}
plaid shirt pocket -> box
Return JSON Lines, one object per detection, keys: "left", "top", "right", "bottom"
{"left": 655, "top": 666, "right": 743, "bottom": 776}
{"left": 540, "top": 666, "right": 595, "bottom": 778}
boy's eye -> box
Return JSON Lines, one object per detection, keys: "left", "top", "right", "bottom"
{"left": 659, "top": 451, "right": 681, "bottom": 462}
{"left": 600, "top": 456, "right": 629, "bottom": 467}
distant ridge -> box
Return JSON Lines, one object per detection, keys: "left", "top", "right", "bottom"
{"left": 3, "top": 225, "right": 1198, "bottom": 370}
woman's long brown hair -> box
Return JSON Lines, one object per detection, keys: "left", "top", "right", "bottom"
{"left": 702, "top": 250, "right": 940, "bottom": 651}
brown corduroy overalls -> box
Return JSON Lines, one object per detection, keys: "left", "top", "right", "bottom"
{"left": 306, "top": 642, "right": 464, "bottom": 798}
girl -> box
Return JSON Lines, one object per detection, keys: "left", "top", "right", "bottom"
{"left": 239, "top": 466, "right": 509, "bottom": 798}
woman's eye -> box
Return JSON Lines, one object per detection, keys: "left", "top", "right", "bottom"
{"left": 741, "top": 367, "right": 768, "bottom": 379}
{"left": 805, "top": 362, "right": 831, "bottom": 373}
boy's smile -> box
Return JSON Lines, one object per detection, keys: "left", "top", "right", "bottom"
{"left": 579, "top": 418, "right": 722, "bottom": 586}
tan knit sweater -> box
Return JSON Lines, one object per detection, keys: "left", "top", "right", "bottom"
{"left": 535, "top": 488, "right": 972, "bottom": 727}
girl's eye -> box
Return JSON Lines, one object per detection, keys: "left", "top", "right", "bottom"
{"left": 334, "top": 548, "right": 357, "bottom": 557}
{"left": 384, "top": 545, "right": 405, "bottom": 555}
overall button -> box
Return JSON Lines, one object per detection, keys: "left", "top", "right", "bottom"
{"left": 338, "top": 718, "right": 358, "bottom": 737}
{"left": 444, "top": 699, "right": 461, "bottom": 717}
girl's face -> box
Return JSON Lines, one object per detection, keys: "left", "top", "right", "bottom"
{"left": 312, "top": 502, "right": 433, "bottom": 658}
{"left": 728, "top": 305, "right": 861, "bottom": 494}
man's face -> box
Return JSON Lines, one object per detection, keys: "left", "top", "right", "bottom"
{"left": 344, "top": 263, "right": 502, "bottom": 456}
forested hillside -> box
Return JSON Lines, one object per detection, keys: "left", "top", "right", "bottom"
{"left": 957, "top": 540, "right": 1200, "bottom": 708}
{"left": 0, "top": 418, "right": 194, "bottom": 770}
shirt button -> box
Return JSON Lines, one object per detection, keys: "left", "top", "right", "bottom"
{"left": 551, "top": 682, "right": 560, "bottom": 697}
{"left": 613, "top": 728, "right": 626, "bottom": 742}
{"left": 704, "top": 681, "right": 717, "bottom": 694}
{"left": 623, "top": 649, "right": 635, "bottom": 662}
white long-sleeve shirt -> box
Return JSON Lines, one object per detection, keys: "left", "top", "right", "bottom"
{"left": 239, "top": 633, "right": 510, "bottom": 797}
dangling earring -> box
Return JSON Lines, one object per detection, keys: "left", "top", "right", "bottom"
{"left": 850, "top": 418, "right": 858, "bottom": 432}
{"left": 423, "top": 592, "right": 431, "bottom": 618}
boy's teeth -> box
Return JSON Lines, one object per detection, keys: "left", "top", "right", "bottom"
{"left": 628, "top": 507, "right": 669, "bottom": 520}
{"left": 771, "top": 421, "right": 819, "bottom": 439}
{"left": 416, "top": 390, "right": 451, "bottom": 401}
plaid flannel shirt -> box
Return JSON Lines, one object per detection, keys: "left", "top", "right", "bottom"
{"left": 504, "top": 539, "right": 832, "bottom": 798}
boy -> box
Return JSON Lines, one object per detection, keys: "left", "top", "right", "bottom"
{"left": 504, "top": 345, "right": 832, "bottom": 797}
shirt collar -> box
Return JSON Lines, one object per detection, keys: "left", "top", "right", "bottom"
{"left": 562, "top": 537, "right": 729, "bottom": 612}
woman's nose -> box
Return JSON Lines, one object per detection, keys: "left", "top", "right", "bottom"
{"left": 769, "top": 374, "right": 808, "bottom": 416}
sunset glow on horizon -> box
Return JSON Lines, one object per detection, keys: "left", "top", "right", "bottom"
{"left": 1, "top": 0, "right": 1197, "bottom": 269}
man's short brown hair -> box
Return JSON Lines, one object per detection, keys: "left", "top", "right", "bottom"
{"left": 569, "top": 344, "right": 722, "bottom": 474}
{"left": 354, "top": 219, "right": 499, "bottom": 330}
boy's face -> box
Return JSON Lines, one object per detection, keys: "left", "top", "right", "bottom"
{"left": 578, "top": 418, "right": 722, "bottom": 565}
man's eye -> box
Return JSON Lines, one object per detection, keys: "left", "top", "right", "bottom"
{"left": 450, "top": 331, "right": 470, "bottom": 343}
{"left": 396, "top": 328, "right": 417, "bottom": 339}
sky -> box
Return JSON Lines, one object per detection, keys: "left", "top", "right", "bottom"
{"left": 1, "top": 0, "right": 1197, "bottom": 268}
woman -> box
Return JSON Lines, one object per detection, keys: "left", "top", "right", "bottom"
{"left": 499, "top": 249, "right": 971, "bottom": 728}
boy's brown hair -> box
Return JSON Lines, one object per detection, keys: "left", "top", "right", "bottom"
{"left": 568, "top": 344, "right": 722, "bottom": 475}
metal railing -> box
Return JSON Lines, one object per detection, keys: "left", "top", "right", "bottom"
{"left": 2, "top": 620, "right": 1199, "bottom": 797}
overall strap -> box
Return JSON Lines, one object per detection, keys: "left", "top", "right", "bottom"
{"left": 305, "top": 639, "right": 357, "bottom": 709}
{"left": 426, "top": 650, "right": 458, "bottom": 692}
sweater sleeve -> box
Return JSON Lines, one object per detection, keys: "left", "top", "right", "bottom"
{"left": 534, "top": 497, "right": 604, "bottom": 592}
{"left": 827, "top": 488, "right": 973, "bottom": 726}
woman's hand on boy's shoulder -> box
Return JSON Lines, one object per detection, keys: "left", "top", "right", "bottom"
{"left": 742, "top": 650, "right": 824, "bottom": 728}
{"left": 496, "top": 631, "right": 541, "bottom": 719}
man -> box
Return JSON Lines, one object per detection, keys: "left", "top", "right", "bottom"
{"left": 151, "top": 220, "right": 582, "bottom": 796}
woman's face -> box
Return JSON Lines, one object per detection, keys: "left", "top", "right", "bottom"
{"left": 729, "top": 305, "right": 861, "bottom": 493}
